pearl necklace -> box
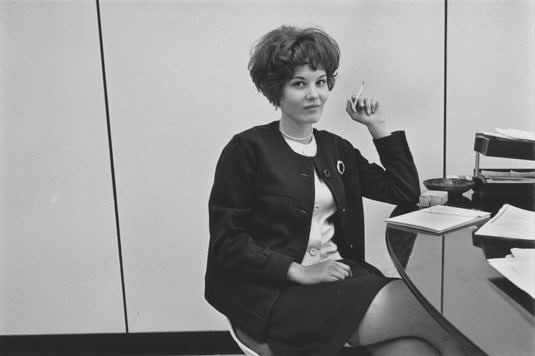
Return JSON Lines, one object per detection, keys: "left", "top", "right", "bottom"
{"left": 279, "top": 127, "right": 313, "bottom": 144}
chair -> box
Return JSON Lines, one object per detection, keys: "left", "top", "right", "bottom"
{"left": 226, "top": 318, "right": 261, "bottom": 356}
{"left": 227, "top": 318, "right": 367, "bottom": 356}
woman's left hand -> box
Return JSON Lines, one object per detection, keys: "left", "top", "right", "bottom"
{"left": 345, "top": 96, "right": 389, "bottom": 139}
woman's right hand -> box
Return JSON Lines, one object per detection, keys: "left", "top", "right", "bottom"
{"left": 286, "top": 261, "right": 352, "bottom": 285}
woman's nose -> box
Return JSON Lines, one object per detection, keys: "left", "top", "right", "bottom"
{"left": 306, "top": 86, "right": 319, "bottom": 99}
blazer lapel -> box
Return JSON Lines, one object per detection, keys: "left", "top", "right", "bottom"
{"left": 313, "top": 132, "right": 347, "bottom": 213}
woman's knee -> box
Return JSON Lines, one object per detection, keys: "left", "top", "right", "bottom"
{"left": 351, "top": 280, "right": 429, "bottom": 345}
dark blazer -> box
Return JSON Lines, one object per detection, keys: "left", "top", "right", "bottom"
{"left": 205, "top": 120, "right": 420, "bottom": 340}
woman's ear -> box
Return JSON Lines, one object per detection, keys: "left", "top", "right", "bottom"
{"left": 328, "top": 71, "right": 338, "bottom": 90}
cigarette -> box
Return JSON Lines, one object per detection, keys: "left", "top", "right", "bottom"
{"left": 351, "top": 81, "right": 365, "bottom": 112}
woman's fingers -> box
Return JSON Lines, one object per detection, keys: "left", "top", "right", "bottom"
{"left": 337, "top": 262, "right": 352, "bottom": 279}
{"left": 347, "top": 96, "right": 379, "bottom": 118}
{"left": 298, "top": 260, "right": 354, "bottom": 284}
{"left": 346, "top": 99, "right": 354, "bottom": 113}
{"left": 330, "top": 261, "right": 351, "bottom": 280}
{"left": 346, "top": 99, "right": 365, "bottom": 124}
{"left": 330, "top": 270, "right": 346, "bottom": 280}
{"left": 358, "top": 97, "right": 365, "bottom": 112}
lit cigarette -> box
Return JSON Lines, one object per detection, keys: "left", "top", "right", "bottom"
{"left": 351, "top": 81, "right": 365, "bottom": 112}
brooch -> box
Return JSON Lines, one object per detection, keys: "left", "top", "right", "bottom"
{"left": 336, "top": 160, "right": 346, "bottom": 175}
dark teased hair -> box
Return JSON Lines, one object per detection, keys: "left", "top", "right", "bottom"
{"left": 248, "top": 25, "right": 341, "bottom": 107}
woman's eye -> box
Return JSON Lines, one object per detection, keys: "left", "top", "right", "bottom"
{"left": 317, "top": 79, "right": 327, "bottom": 86}
{"left": 292, "top": 81, "right": 305, "bottom": 88}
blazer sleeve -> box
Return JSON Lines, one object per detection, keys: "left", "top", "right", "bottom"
{"left": 208, "top": 134, "right": 294, "bottom": 284}
{"left": 352, "top": 131, "right": 421, "bottom": 204}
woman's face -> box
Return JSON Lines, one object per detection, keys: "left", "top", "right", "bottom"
{"left": 279, "top": 65, "right": 329, "bottom": 128}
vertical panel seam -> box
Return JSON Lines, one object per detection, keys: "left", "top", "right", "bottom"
{"left": 443, "top": 0, "right": 448, "bottom": 178}
{"left": 95, "top": 0, "right": 129, "bottom": 333}
{"left": 440, "top": 235, "right": 445, "bottom": 314}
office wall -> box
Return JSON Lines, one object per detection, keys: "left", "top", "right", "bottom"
{"left": 0, "top": 0, "right": 124, "bottom": 334}
{"left": 99, "top": 0, "right": 443, "bottom": 332}
{"left": 447, "top": 0, "right": 535, "bottom": 175}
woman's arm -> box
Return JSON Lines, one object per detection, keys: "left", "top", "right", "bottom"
{"left": 208, "top": 135, "right": 294, "bottom": 285}
{"left": 344, "top": 96, "right": 421, "bottom": 204}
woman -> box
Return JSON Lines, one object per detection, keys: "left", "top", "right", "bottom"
{"left": 205, "top": 26, "right": 467, "bottom": 355}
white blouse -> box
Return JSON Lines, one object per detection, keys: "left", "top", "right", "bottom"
{"left": 282, "top": 134, "right": 342, "bottom": 265}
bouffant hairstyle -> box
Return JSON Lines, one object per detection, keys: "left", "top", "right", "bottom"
{"left": 248, "top": 26, "right": 341, "bottom": 107}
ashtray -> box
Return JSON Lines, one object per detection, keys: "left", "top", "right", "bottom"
{"left": 423, "top": 178, "right": 475, "bottom": 195}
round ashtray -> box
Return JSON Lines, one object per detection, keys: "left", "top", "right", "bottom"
{"left": 423, "top": 178, "right": 475, "bottom": 194}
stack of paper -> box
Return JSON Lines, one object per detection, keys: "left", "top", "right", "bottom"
{"left": 478, "top": 170, "right": 535, "bottom": 184}
{"left": 475, "top": 204, "right": 535, "bottom": 241}
{"left": 385, "top": 205, "right": 491, "bottom": 234}
{"left": 495, "top": 128, "right": 535, "bottom": 142}
{"left": 488, "top": 248, "right": 535, "bottom": 298}
{"left": 482, "top": 128, "right": 535, "bottom": 142}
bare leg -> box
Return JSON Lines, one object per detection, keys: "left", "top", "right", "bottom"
{"left": 348, "top": 280, "right": 469, "bottom": 355}
{"left": 365, "top": 337, "right": 439, "bottom": 356}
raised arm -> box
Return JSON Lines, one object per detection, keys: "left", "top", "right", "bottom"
{"left": 345, "top": 95, "right": 420, "bottom": 203}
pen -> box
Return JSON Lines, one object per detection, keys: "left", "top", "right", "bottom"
{"left": 351, "top": 81, "right": 365, "bottom": 112}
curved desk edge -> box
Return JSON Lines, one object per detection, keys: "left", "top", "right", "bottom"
{"left": 385, "top": 206, "right": 486, "bottom": 356}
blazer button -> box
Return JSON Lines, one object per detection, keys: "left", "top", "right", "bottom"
{"left": 323, "top": 169, "right": 331, "bottom": 178}
{"left": 341, "top": 208, "right": 346, "bottom": 215}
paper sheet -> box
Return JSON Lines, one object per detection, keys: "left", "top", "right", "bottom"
{"left": 511, "top": 248, "right": 535, "bottom": 259}
{"left": 495, "top": 128, "right": 535, "bottom": 142}
{"left": 475, "top": 204, "right": 535, "bottom": 241}
{"left": 488, "top": 257, "right": 535, "bottom": 299}
{"left": 385, "top": 205, "right": 490, "bottom": 234}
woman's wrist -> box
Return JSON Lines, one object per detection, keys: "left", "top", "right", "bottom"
{"left": 286, "top": 262, "right": 302, "bottom": 283}
{"left": 367, "top": 122, "right": 389, "bottom": 139}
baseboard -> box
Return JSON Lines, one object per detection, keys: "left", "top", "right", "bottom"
{"left": 0, "top": 331, "right": 242, "bottom": 355}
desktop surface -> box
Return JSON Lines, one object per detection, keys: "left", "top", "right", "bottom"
{"left": 386, "top": 205, "right": 535, "bottom": 356}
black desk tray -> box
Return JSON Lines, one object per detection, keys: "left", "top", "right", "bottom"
{"left": 472, "top": 169, "right": 535, "bottom": 213}
{"left": 474, "top": 133, "right": 535, "bottom": 160}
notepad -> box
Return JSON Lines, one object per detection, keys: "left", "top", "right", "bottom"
{"left": 474, "top": 204, "right": 535, "bottom": 241}
{"left": 385, "top": 205, "right": 491, "bottom": 234}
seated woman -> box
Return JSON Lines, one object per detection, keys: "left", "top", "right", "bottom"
{"left": 205, "top": 25, "right": 468, "bottom": 356}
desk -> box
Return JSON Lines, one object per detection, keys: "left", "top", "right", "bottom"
{"left": 385, "top": 205, "right": 535, "bottom": 356}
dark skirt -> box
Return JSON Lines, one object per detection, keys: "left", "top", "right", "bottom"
{"left": 265, "top": 259, "right": 396, "bottom": 356}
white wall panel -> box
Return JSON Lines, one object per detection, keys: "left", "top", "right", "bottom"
{"left": 100, "top": 0, "right": 443, "bottom": 331}
{"left": 0, "top": 0, "right": 124, "bottom": 334}
{"left": 445, "top": 1, "right": 534, "bottom": 352}
{"left": 447, "top": 0, "right": 535, "bottom": 175}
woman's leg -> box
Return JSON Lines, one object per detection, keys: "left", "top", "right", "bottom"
{"left": 365, "top": 337, "right": 439, "bottom": 356}
{"left": 347, "top": 280, "right": 469, "bottom": 355}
